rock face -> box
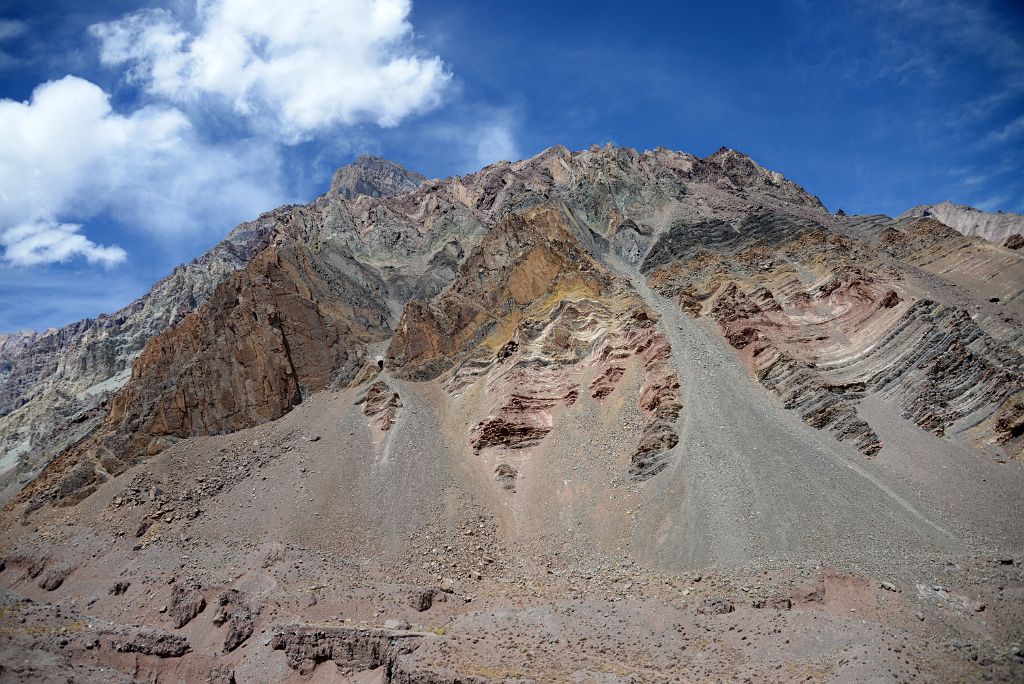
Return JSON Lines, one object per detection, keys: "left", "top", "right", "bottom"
{"left": 3, "top": 144, "right": 1024, "bottom": 684}
{"left": 643, "top": 211, "right": 1024, "bottom": 458}
{"left": 169, "top": 584, "right": 206, "bottom": 628}
{"left": 0, "top": 155, "right": 431, "bottom": 506}
{"left": 108, "top": 628, "right": 190, "bottom": 657}
{"left": 9, "top": 142, "right": 1024, "bottom": 513}
{"left": 901, "top": 201, "right": 1024, "bottom": 246}
{"left": 271, "top": 625, "right": 490, "bottom": 683}
{"left": 387, "top": 204, "right": 682, "bottom": 480}
{"left": 271, "top": 625, "right": 423, "bottom": 677}
{"left": 357, "top": 380, "right": 403, "bottom": 432}
{"left": 328, "top": 155, "right": 426, "bottom": 199}
{"left": 0, "top": 213, "right": 279, "bottom": 503}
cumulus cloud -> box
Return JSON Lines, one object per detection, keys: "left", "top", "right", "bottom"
{"left": 0, "top": 76, "right": 288, "bottom": 264}
{"left": 1, "top": 220, "right": 125, "bottom": 267}
{"left": 1, "top": 1, "right": 451, "bottom": 272}
{"left": 90, "top": 0, "right": 452, "bottom": 142}
{"left": 0, "top": 75, "right": 287, "bottom": 266}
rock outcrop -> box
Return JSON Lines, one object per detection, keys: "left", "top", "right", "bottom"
{"left": 271, "top": 625, "right": 423, "bottom": 677}
{"left": 3, "top": 143, "right": 1024, "bottom": 684}
{"left": 329, "top": 155, "right": 426, "bottom": 199}
{"left": 357, "top": 380, "right": 403, "bottom": 432}
{"left": 0, "top": 155, "right": 432, "bottom": 506}
{"left": 388, "top": 204, "right": 682, "bottom": 480}
{"left": 643, "top": 211, "right": 1024, "bottom": 458}
{"left": 271, "top": 625, "right": 489, "bottom": 683}
{"left": 901, "top": 201, "right": 1024, "bottom": 246}
{"left": 10, "top": 143, "right": 1024, "bottom": 515}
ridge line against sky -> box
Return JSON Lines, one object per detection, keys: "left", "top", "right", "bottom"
{"left": 0, "top": 0, "right": 1022, "bottom": 332}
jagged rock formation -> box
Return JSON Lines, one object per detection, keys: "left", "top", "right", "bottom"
{"left": 328, "top": 155, "right": 426, "bottom": 199}
{"left": 271, "top": 625, "right": 423, "bottom": 677}
{"left": 643, "top": 211, "right": 1024, "bottom": 458}
{"left": 23, "top": 237, "right": 393, "bottom": 507}
{"left": 0, "top": 213, "right": 282, "bottom": 503}
{"left": 0, "top": 156, "right": 430, "bottom": 506}
{"left": 2, "top": 144, "right": 1024, "bottom": 684}
{"left": 271, "top": 624, "right": 494, "bottom": 682}
{"left": 13, "top": 143, "right": 824, "bottom": 508}
{"left": 11, "top": 144, "right": 1024, "bottom": 513}
{"left": 901, "top": 200, "right": 1024, "bottom": 246}
{"left": 388, "top": 204, "right": 682, "bottom": 480}
{"left": 357, "top": 380, "right": 403, "bottom": 432}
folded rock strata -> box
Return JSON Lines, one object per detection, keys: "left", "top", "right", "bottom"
{"left": 388, "top": 204, "right": 682, "bottom": 480}
{"left": 643, "top": 211, "right": 1024, "bottom": 458}
{"left": 8, "top": 143, "right": 1024, "bottom": 516}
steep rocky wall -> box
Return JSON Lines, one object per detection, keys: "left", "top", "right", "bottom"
{"left": 389, "top": 204, "right": 683, "bottom": 483}
{"left": 0, "top": 209, "right": 285, "bottom": 501}
{"left": 19, "top": 238, "right": 392, "bottom": 508}
{"left": 5, "top": 143, "right": 896, "bottom": 510}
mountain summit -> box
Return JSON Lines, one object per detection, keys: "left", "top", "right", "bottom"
{"left": 1, "top": 145, "right": 1022, "bottom": 682}
{"left": 328, "top": 155, "right": 427, "bottom": 199}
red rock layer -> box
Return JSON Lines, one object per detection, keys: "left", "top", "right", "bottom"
{"left": 389, "top": 204, "right": 683, "bottom": 481}
{"left": 357, "top": 380, "right": 403, "bottom": 432}
{"left": 644, "top": 212, "right": 1024, "bottom": 459}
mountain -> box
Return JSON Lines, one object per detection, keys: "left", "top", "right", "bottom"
{"left": 901, "top": 200, "right": 1024, "bottom": 247}
{"left": 1, "top": 145, "right": 1022, "bottom": 682}
{"left": 0, "top": 156, "right": 426, "bottom": 506}
{"left": 328, "top": 154, "right": 427, "bottom": 199}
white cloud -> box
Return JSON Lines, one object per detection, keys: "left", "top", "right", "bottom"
{"left": 90, "top": 0, "right": 452, "bottom": 142}
{"left": 1, "top": 0, "right": 451, "bottom": 272}
{"left": 474, "top": 120, "right": 521, "bottom": 168}
{"left": 0, "top": 75, "right": 288, "bottom": 266}
{"left": 1, "top": 220, "right": 125, "bottom": 267}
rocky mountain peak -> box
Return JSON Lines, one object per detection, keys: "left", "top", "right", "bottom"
{"left": 2, "top": 140, "right": 1024, "bottom": 682}
{"left": 900, "top": 200, "right": 1024, "bottom": 246}
{"left": 692, "top": 146, "right": 826, "bottom": 211}
{"left": 328, "top": 155, "right": 427, "bottom": 199}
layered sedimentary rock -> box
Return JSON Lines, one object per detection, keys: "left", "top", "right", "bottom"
{"left": 643, "top": 211, "right": 1024, "bottom": 459}
{"left": 901, "top": 201, "right": 1024, "bottom": 246}
{"left": 358, "top": 380, "right": 403, "bottom": 432}
{"left": 10, "top": 143, "right": 1024, "bottom": 514}
{"left": 388, "top": 204, "right": 682, "bottom": 481}
{"left": 3, "top": 144, "right": 1024, "bottom": 684}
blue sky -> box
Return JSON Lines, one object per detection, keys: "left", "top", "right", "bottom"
{"left": 1, "top": 0, "right": 1022, "bottom": 332}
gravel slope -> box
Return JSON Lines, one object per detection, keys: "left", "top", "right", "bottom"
{"left": 614, "top": 257, "right": 962, "bottom": 571}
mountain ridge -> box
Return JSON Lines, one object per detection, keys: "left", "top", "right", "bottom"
{"left": 1, "top": 143, "right": 1022, "bottom": 682}
{"left": 901, "top": 199, "right": 1024, "bottom": 247}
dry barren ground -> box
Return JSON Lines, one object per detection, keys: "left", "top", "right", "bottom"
{"left": 1, "top": 324, "right": 1022, "bottom": 681}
